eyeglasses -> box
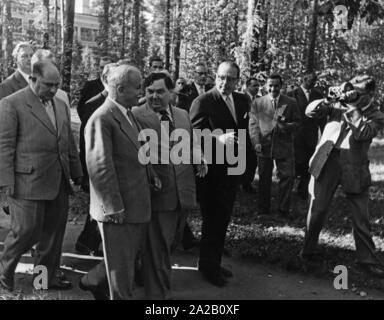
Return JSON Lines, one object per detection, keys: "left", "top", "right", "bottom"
{"left": 216, "top": 75, "right": 238, "bottom": 83}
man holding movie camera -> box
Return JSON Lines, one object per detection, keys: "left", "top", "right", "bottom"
{"left": 300, "top": 75, "right": 384, "bottom": 277}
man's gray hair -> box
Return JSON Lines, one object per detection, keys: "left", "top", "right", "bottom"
{"left": 107, "top": 64, "right": 140, "bottom": 89}
{"left": 12, "top": 42, "right": 33, "bottom": 59}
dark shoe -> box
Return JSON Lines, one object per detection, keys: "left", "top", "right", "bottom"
{"left": 48, "top": 277, "right": 72, "bottom": 290}
{"left": 357, "top": 262, "right": 384, "bottom": 278}
{"left": 75, "top": 241, "right": 103, "bottom": 257}
{"left": 242, "top": 184, "right": 257, "bottom": 194}
{"left": 0, "top": 276, "right": 13, "bottom": 292}
{"left": 79, "top": 278, "right": 109, "bottom": 300}
{"left": 2, "top": 205, "right": 10, "bottom": 215}
{"left": 199, "top": 269, "right": 228, "bottom": 287}
{"left": 220, "top": 266, "right": 233, "bottom": 278}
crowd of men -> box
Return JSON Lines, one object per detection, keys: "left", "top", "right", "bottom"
{"left": 0, "top": 41, "right": 384, "bottom": 300}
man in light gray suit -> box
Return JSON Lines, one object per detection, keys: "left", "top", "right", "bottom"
{"left": 85, "top": 65, "right": 161, "bottom": 300}
{"left": 133, "top": 72, "right": 207, "bottom": 299}
{"left": 0, "top": 61, "right": 83, "bottom": 291}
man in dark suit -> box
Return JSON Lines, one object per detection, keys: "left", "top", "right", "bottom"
{"left": 288, "top": 72, "right": 323, "bottom": 200}
{"left": 186, "top": 63, "right": 213, "bottom": 111}
{"left": 241, "top": 77, "right": 261, "bottom": 194}
{"left": 0, "top": 42, "right": 34, "bottom": 100}
{"left": 190, "top": 61, "right": 249, "bottom": 287}
{"left": 75, "top": 62, "right": 118, "bottom": 256}
{"left": 77, "top": 56, "right": 111, "bottom": 122}
{"left": 0, "top": 61, "right": 83, "bottom": 291}
{"left": 301, "top": 76, "right": 384, "bottom": 277}
{"left": 84, "top": 65, "right": 161, "bottom": 300}
{"left": 249, "top": 73, "right": 301, "bottom": 216}
{"left": 133, "top": 72, "right": 206, "bottom": 299}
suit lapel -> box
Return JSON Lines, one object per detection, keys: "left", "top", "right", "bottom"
{"left": 53, "top": 96, "right": 65, "bottom": 135}
{"left": 298, "top": 87, "right": 308, "bottom": 103}
{"left": 109, "top": 101, "right": 141, "bottom": 151}
{"left": 26, "top": 88, "right": 57, "bottom": 135}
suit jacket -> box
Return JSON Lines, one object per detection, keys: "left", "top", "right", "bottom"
{"left": 85, "top": 98, "right": 152, "bottom": 223}
{"left": 190, "top": 87, "right": 250, "bottom": 180}
{"left": 288, "top": 87, "right": 324, "bottom": 147}
{"left": 186, "top": 82, "right": 213, "bottom": 112}
{"left": 77, "top": 78, "right": 104, "bottom": 120}
{"left": 249, "top": 94, "right": 301, "bottom": 159}
{"left": 0, "top": 86, "right": 82, "bottom": 200}
{"left": 0, "top": 70, "right": 28, "bottom": 100}
{"left": 133, "top": 104, "right": 197, "bottom": 212}
{"left": 306, "top": 99, "right": 384, "bottom": 193}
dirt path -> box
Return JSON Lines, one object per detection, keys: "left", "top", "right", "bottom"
{"left": 1, "top": 212, "right": 384, "bottom": 300}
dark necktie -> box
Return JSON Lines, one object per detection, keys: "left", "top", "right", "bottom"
{"left": 159, "top": 109, "right": 175, "bottom": 133}
{"left": 42, "top": 99, "right": 56, "bottom": 130}
{"left": 126, "top": 109, "right": 140, "bottom": 133}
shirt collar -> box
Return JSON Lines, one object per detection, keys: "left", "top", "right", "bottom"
{"left": 301, "top": 85, "right": 310, "bottom": 94}
{"left": 18, "top": 69, "right": 30, "bottom": 83}
{"left": 269, "top": 94, "right": 280, "bottom": 103}
{"left": 107, "top": 97, "right": 128, "bottom": 113}
{"left": 220, "top": 92, "right": 234, "bottom": 103}
{"left": 156, "top": 106, "right": 172, "bottom": 119}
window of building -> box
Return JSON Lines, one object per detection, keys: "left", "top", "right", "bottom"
{"left": 80, "top": 27, "right": 95, "bottom": 42}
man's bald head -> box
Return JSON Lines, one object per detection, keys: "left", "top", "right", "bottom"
{"left": 31, "top": 61, "right": 61, "bottom": 101}
{"left": 107, "top": 65, "right": 142, "bottom": 108}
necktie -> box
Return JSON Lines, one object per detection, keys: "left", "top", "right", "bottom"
{"left": 159, "top": 109, "right": 175, "bottom": 133}
{"left": 225, "top": 96, "right": 237, "bottom": 124}
{"left": 42, "top": 99, "right": 56, "bottom": 130}
{"left": 272, "top": 98, "right": 277, "bottom": 111}
{"left": 126, "top": 109, "right": 140, "bottom": 133}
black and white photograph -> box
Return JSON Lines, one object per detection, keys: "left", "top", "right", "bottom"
{"left": 1, "top": 0, "right": 384, "bottom": 308}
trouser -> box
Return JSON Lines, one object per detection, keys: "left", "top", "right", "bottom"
{"left": 76, "top": 214, "right": 101, "bottom": 251}
{"left": 198, "top": 175, "right": 239, "bottom": 272}
{"left": 143, "top": 208, "right": 186, "bottom": 300}
{"left": 258, "top": 155, "right": 295, "bottom": 214}
{"left": 295, "top": 142, "right": 316, "bottom": 199}
{"left": 302, "top": 150, "right": 377, "bottom": 264}
{"left": 241, "top": 147, "right": 258, "bottom": 186}
{"left": 99, "top": 222, "right": 147, "bottom": 300}
{"left": 181, "top": 222, "right": 196, "bottom": 249}
{"left": 0, "top": 177, "right": 69, "bottom": 287}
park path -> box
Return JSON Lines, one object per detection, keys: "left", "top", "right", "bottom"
{"left": 1, "top": 212, "right": 384, "bottom": 300}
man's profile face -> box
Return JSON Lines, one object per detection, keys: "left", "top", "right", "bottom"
{"left": 146, "top": 79, "right": 171, "bottom": 112}
{"left": 17, "top": 46, "right": 34, "bottom": 74}
{"left": 194, "top": 65, "right": 207, "bottom": 86}
{"left": 215, "top": 64, "right": 239, "bottom": 96}
{"left": 119, "top": 71, "right": 142, "bottom": 107}
{"left": 247, "top": 80, "right": 259, "bottom": 97}
{"left": 267, "top": 78, "right": 282, "bottom": 98}
{"left": 303, "top": 74, "right": 316, "bottom": 90}
{"left": 150, "top": 60, "right": 164, "bottom": 73}
{"left": 33, "top": 67, "right": 61, "bottom": 101}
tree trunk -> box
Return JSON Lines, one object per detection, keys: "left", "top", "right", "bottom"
{"left": 54, "top": 0, "right": 58, "bottom": 54}
{"left": 306, "top": 0, "right": 319, "bottom": 72}
{"left": 173, "top": 0, "right": 182, "bottom": 80}
{"left": 3, "top": 0, "right": 13, "bottom": 77}
{"left": 42, "top": 0, "right": 50, "bottom": 49}
{"left": 132, "top": 0, "right": 141, "bottom": 66}
{"left": 100, "top": 0, "right": 110, "bottom": 56}
{"left": 260, "top": 0, "right": 269, "bottom": 72}
{"left": 164, "top": 0, "right": 171, "bottom": 71}
{"left": 60, "top": 0, "right": 65, "bottom": 54}
{"left": 120, "top": 0, "right": 126, "bottom": 59}
{"left": 249, "top": 0, "right": 259, "bottom": 74}
{"left": 61, "top": 0, "right": 75, "bottom": 94}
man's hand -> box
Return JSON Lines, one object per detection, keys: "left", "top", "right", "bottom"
{"left": 0, "top": 186, "right": 14, "bottom": 197}
{"left": 216, "top": 132, "right": 237, "bottom": 145}
{"left": 106, "top": 211, "right": 125, "bottom": 224}
{"left": 151, "top": 176, "right": 162, "bottom": 191}
{"left": 195, "top": 163, "right": 208, "bottom": 178}
{"left": 255, "top": 144, "right": 262, "bottom": 154}
{"left": 72, "top": 177, "right": 83, "bottom": 186}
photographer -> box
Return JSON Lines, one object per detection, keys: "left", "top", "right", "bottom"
{"left": 300, "top": 76, "right": 384, "bottom": 277}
